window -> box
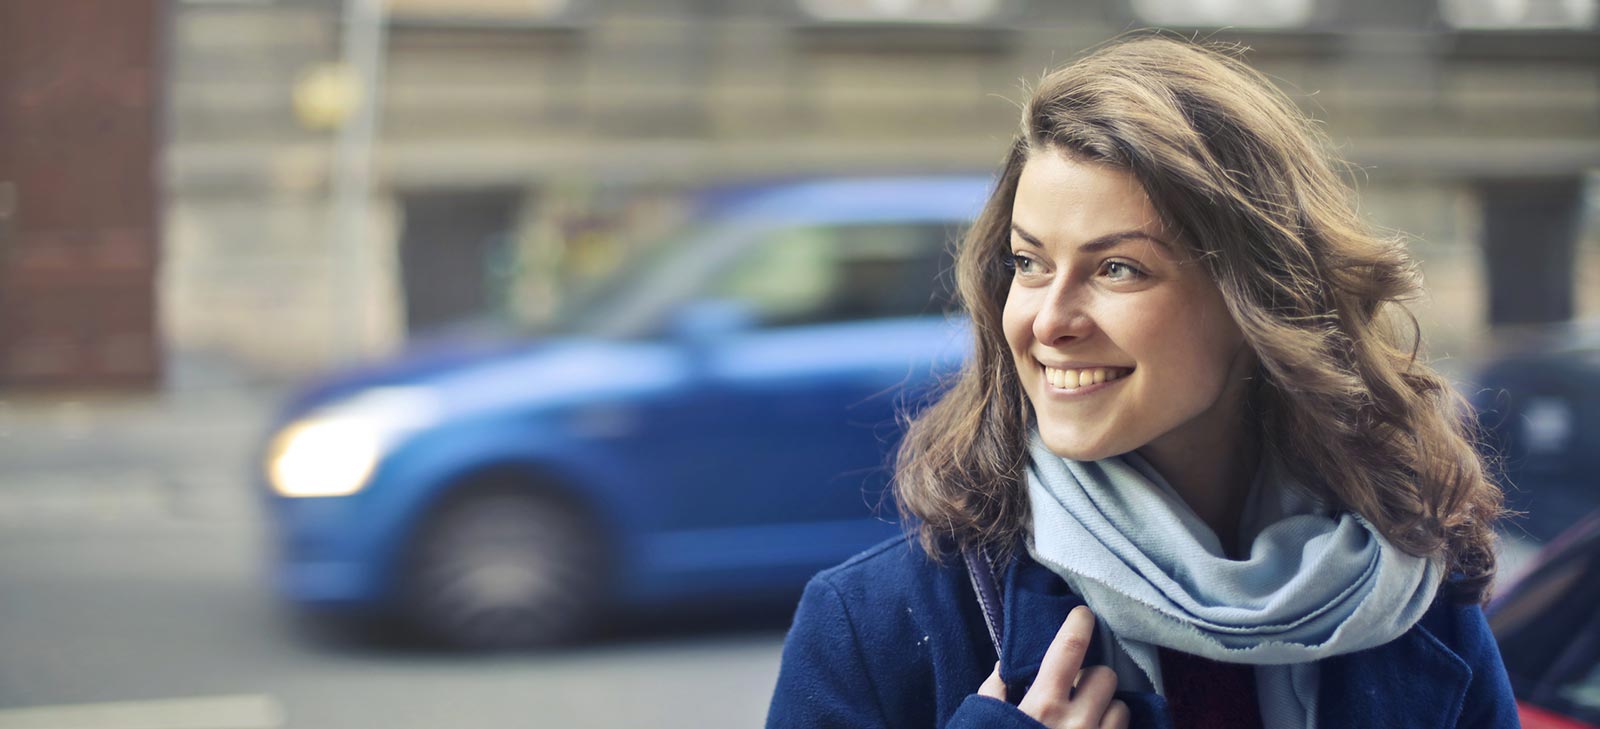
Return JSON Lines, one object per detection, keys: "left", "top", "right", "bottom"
{"left": 1129, "top": 0, "right": 1316, "bottom": 28}
{"left": 1441, "top": 0, "right": 1597, "bottom": 29}
{"left": 1492, "top": 514, "right": 1600, "bottom": 721}
{"left": 1553, "top": 658, "right": 1600, "bottom": 724}
{"left": 797, "top": 0, "right": 1004, "bottom": 24}
{"left": 708, "top": 223, "right": 955, "bottom": 328}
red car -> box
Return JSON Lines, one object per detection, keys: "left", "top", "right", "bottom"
{"left": 1489, "top": 509, "right": 1600, "bottom": 728}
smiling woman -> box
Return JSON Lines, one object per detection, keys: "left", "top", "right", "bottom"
{"left": 1003, "top": 155, "right": 1258, "bottom": 541}
{"left": 768, "top": 34, "right": 1517, "bottom": 729}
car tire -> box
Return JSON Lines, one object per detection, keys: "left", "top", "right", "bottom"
{"left": 400, "top": 487, "right": 606, "bottom": 650}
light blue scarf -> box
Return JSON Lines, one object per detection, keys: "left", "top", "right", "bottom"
{"left": 1024, "top": 431, "right": 1442, "bottom": 729}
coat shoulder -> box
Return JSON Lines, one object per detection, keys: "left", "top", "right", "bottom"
{"left": 803, "top": 535, "right": 986, "bottom": 649}
{"left": 1416, "top": 582, "right": 1505, "bottom": 665}
{"left": 809, "top": 535, "right": 963, "bottom": 602}
{"left": 767, "top": 535, "right": 999, "bottom": 729}
{"left": 1413, "top": 582, "right": 1521, "bottom": 728}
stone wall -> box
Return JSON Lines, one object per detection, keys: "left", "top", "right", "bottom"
{"left": 161, "top": 0, "right": 1600, "bottom": 378}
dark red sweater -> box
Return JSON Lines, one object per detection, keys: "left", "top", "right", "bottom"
{"left": 1157, "top": 648, "right": 1266, "bottom": 729}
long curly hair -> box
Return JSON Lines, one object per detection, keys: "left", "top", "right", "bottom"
{"left": 894, "top": 35, "right": 1505, "bottom": 603}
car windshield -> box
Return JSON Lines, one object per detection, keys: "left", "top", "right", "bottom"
{"left": 539, "top": 216, "right": 964, "bottom": 339}
{"left": 539, "top": 220, "right": 762, "bottom": 339}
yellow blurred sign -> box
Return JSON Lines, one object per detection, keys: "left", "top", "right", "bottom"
{"left": 293, "top": 63, "right": 362, "bottom": 132}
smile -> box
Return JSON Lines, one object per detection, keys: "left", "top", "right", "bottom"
{"left": 1041, "top": 364, "right": 1132, "bottom": 391}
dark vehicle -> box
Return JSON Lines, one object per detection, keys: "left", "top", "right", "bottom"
{"left": 259, "top": 176, "right": 987, "bottom": 649}
{"left": 1489, "top": 509, "right": 1600, "bottom": 729}
{"left": 1472, "top": 321, "right": 1600, "bottom": 542}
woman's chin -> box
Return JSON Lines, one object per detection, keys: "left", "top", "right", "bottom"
{"left": 1036, "top": 430, "right": 1126, "bottom": 463}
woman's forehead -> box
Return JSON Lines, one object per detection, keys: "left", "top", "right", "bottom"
{"left": 1009, "top": 154, "right": 1185, "bottom": 260}
{"left": 1013, "top": 155, "right": 1159, "bottom": 230}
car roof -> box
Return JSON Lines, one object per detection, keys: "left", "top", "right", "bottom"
{"left": 702, "top": 175, "right": 994, "bottom": 226}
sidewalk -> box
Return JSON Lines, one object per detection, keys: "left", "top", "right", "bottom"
{"left": 0, "top": 360, "right": 289, "bottom": 527}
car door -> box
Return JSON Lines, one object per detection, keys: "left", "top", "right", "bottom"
{"left": 629, "top": 221, "right": 968, "bottom": 582}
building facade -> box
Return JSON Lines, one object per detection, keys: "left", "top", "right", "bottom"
{"left": 9, "top": 0, "right": 1597, "bottom": 385}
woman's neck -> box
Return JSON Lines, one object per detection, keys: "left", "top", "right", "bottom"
{"left": 1137, "top": 403, "right": 1260, "bottom": 558}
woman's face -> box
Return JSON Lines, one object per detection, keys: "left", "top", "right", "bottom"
{"left": 1002, "top": 150, "right": 1253, "bottom": 462}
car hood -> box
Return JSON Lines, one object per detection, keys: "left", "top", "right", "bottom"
{"left": 277, "top": 327, "right": 547, "bottom": 422}
{"left": 274, "top": 332, "right": 684, "bottom": 429}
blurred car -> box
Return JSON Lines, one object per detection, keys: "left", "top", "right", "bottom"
{"left": 259, "top": 176, "right": 987, "bottom": 649}
{"left": 1489, "top": 508, "right": 1600, "bottom": 729}
{"left": 1471, "top": 321, "right": 1600, "bottom": 542}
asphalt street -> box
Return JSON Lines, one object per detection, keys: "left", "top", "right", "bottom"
{"left": 0, "top": 389, "right": 786, "bottom": 729}
{"left": 0, "top": 381, "right": 1545, "bottom": 729}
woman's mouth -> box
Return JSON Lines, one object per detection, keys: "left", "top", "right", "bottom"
{"left": 1042, "top": 365, "right": 1133, "bottom": 391}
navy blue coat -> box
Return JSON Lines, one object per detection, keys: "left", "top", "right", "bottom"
{"left": 768, "top": 536, "right": 1520, "bottom": 728}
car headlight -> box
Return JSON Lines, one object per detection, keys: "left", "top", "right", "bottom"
{"left": 267, "top": 386, "right": 442, "bottom": 498}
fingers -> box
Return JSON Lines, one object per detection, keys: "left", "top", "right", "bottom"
{"left": 1021, "top": 605, "right": 1095, "bottom": 717}
{"left": 1014, "top": 606, "right": 1126, "bottom": 729}
{"left": 1099, "top": 699, "right": 1130, "bottom": 729}
{"left": 977, "top": 662, "right": 1007, "bottom": 701}
{"left": 1064, "top": 666, "right": 1119, "bottom": 727}
{"left": 968, "top": 607, "right": 1125, "bottom": 729}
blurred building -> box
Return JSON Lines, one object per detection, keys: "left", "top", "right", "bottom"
{"left": 0, "top": 0, "right": 163, "bottom": 388}
{"left": 4, "top": 0, "right": 1599, "bottom": 385}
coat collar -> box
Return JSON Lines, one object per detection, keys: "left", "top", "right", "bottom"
{"left": 997, "top": 549, "right": 1094, "bottom": 688}
{"left": 996, "top": 551, "right": 1473, "bottom": 729}
{"left": 998, "top": 551, "right": 1170, "bottom": 727}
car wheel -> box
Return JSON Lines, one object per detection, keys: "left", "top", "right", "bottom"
{"left": 401, "top": 488, "right": 605, "bottom": 650}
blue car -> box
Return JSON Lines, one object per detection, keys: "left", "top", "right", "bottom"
{"left": 260, "top": 176, "right": 987, "bottom": 648}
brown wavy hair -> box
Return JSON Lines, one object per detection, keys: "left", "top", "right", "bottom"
{"left": 894, "top": 35, "right": 1505, "bottom": 603}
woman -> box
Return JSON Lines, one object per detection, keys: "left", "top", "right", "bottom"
{"left": 766, "top": 36, "right": 1517, "bottom": 729}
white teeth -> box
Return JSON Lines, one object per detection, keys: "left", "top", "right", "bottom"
{"left": 1043, "top": 365, "right": 1130, "bottom": 389}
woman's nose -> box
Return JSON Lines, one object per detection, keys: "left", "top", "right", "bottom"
{"left": 1032, "top": 281, "right": 1094, "bottom": 346}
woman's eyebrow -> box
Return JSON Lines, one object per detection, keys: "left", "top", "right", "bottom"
{"left": 1010, "top": 222, "right": 1172, "bottom": 253}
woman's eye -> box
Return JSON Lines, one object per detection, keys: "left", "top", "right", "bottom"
{"left": 1006, "top": 253, "right": 1039, "bottom": 274}
{"left": 1100, "top": 260, "right": 1146, "bottom": 281}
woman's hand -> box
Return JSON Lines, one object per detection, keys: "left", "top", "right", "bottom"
{"left": 977, "top": 606, "right": 1129, "bottom": 729}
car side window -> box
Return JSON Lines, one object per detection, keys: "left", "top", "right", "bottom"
{"left": 708, "top": 223, "right": 956, "bottom": 328}
{"left": 1491, "top": 517, "right": 1600, "bottom": 719}
{"left": 1552, "top": 651, "right": 1600, "bottom": 724}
